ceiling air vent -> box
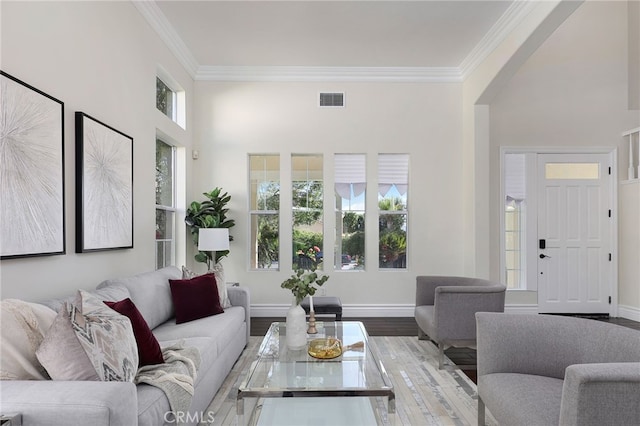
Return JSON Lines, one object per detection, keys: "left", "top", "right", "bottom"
{"left": 319, "top": 92, "right": 345, "bottom": 107}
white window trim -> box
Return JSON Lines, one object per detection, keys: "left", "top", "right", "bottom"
{"left": 157, "top": 66, "right": 186, "bottom": 129}
{"left": 155, "top": 138, "right": 178, "bottom": 269}
{"left": 500, "top": 146, "right": 617, "bottom": 293}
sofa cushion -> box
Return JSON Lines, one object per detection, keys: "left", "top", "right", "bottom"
{"left": 479, "top": 372, "right": 564, "bottom": 426}
{"left": 153, "top": 306, "right": 246, "bottom": 361}
{"left": 0, "top": 299, "right": 56, "bottom": 380}
{"left": 135, "top": 337, "right": 216, "bottom": 426}
{"left": 37, "top": 291, "right": 139, "bottom": 382}
{"left": 169, "top": 274, "right": 224, "bottom": 324}
{"left": 39, "top": 283, "right": 131, "bottom": 313}
{"left": 98, "top": 266, "right": 181, "bottom": 329}
{"left": 105, "top": 298, "right": 164, "bottom": 366}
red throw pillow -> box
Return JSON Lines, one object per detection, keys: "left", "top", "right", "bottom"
{"left": 169, "top": 273, "right": 224, "bottom": 324}
{"left": 105, "top": 298, "right": 164, "bottom": 366}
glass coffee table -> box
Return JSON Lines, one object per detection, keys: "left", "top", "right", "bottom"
{"left": 237, "top": 321, "right": 395, "bottom": 425}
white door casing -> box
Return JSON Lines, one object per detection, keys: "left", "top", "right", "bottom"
{"left": 537, "top": 153, "right": 613, "bottom": 314}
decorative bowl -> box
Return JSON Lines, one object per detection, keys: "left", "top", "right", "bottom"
{"left": 308, "top": 337, "right": 342, "bottom": 359}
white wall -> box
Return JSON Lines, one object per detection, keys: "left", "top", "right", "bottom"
{"left": 489, "top": 1, "right": 640, "bottom": 307}
{"left": 191, "top": 81, "right": 466, "bottom": 306}
{"left": 0, "top": 1, "right": 194, "bottom": 301}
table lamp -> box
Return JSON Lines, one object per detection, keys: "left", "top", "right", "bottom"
{"left": 197, "top": 228, "right": 230, "bottom": 270}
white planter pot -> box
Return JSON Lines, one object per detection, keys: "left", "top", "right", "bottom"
{"left": 285, "top": 302, "right": 307, "bottom": 350}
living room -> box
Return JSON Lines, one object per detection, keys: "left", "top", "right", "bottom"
{"left": 1, "top": 0, "right": 639, "bottom": 425}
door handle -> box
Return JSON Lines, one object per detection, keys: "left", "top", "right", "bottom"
{"left": 539, "top": 254, "right": 552, "bottom": 259}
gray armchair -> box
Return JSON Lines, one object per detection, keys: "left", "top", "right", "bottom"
{"left": 476, "top": 313, "right": 640, "bottom": 426}
{"left": 414, "top": 276, "right": 506, "bottom": 369}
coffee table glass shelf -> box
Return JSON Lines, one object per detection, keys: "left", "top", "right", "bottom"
{"left": 237, "top": 321, "right": 395, "bottom": 425}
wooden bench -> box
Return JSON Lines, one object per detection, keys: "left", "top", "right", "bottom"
{"left": 300, "top": 296, "right": 342, "bottom": 321}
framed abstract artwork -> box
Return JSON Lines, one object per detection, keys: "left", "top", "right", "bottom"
{"left": 75, "top": 112, "right": 133, "bottom": 252}
{"left": 0, "top": 71, "right": 66, "bottom": 259}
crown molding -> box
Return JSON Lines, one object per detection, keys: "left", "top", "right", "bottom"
{"left": 132, "top": 0, "right": 199, "bottom": 78}
{"left": 459, "top": 0, "right": 540, "bottom": 79}
{"left": 135, "top": 0, "right": 536, "bottom": 83}
{"left": 195, "top": 66, "right": 463, "bottom": 82}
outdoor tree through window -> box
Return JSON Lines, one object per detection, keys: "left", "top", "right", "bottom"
{"left": 335, "top": 154, "right": 365, "bottom": 270}
{"left": 249, "top": 155, "right": 280, "bottom": 270}
{"left": 292, "top": 154, "right": 324, "bottom": 270}
{"left": 155, "top": 139, "right": 176, "bottom": 269}
{"left": 378, "top": 154, "right": 409, "bottom": 269}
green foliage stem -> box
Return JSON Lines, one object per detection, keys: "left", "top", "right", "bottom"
{"left": 281, "top": 267, "right": 329, "bottom": 305}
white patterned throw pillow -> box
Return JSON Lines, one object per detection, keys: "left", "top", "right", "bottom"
{"left": 37, "top": 290, "right": 138, "bottom": 382}
{"left": 0, "top": 299, "right": 56, "bottom": 380}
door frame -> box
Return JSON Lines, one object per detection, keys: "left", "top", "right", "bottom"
{"left": 500, "top": 146, "right": 618, "bottom": 316}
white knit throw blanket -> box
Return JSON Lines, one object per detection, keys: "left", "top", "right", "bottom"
{"left": 135, "top": 341, "right": 201, "bottom": 423}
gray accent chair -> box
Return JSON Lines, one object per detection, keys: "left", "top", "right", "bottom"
{"left": 414, "top": 276, "right": 506, "bottom": 369}
{"left": 476, "top": 312, "right": 640, "bottom": 426}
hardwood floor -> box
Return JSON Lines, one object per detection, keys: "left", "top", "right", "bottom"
{"left": 250, "top": 315, "right": 640, "bottom": 337}
{"left": 250, "top": 316, "right": 420, "bottom": 337}
{"left": 251, "top": 315, "right": 640, "bottom": 384}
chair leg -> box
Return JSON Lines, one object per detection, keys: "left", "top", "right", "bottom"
{"left": 477, "top": 397, "right": 485, "bottom": 426}
{"left": 438, "top": 343, "right": 445, "bottom": 369}
{"left": 418, "top": 328, "right": 428, "bottom": 340}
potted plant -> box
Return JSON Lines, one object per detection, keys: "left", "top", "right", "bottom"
{"left": 185, "top": 187, "right": 235, "bottom": 267}
{"left": 280, "top": 266, "right": 329, "bottom": 350}
{"left": 281, "top": 267, "right": 329, "bottom": 305}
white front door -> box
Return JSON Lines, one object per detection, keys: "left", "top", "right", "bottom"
{"left": 537, "top": 153, "right": 613, "bottom": 314}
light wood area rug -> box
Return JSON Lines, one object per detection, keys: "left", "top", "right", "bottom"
{"left": 202, "top": 336, "right": 497, "bottom": 425}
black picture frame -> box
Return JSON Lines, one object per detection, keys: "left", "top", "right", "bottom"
{"left": 0, "top": 71, "right": 66, "bottom": 259}
{"left": 75, "top": 112, "right": 133, "bottom": 252}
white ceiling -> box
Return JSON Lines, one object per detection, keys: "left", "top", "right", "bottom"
{"left": 156, "top": 0, "right": 512, "bottom": 68}
{"left": 139, "top": 1, "right": 538, "bottom": 81}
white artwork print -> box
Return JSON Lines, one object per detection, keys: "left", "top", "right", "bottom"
{"left": 0, "top": 74, "right": 64, "bottom": 257}
{"left": 82, "top": 117, "right": 132, "bottom": 250}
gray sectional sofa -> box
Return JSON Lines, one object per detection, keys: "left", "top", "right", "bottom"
{"left": 476, "top": 312, "right": 640, "bottom": 426}
{"left": 0, "top": 266, "right": 250, "bottom": 426}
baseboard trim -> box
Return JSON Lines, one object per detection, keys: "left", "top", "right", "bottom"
{"left": 251, "top": 303, "right": 539, "bottom": 317}
{"left": 618, "top": 304, "right": 640, "bottom": 322}
{"left": 504, "top": 304, "right": 539, "bottom": 314}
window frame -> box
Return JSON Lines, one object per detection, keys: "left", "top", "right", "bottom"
{"left": 156, "top": 66, "right": 186, "bottom": 129}
{"left": 249, "top": 154, "right": 281, "bottom": 271}
{"left": 155, "top": 138, "right": 177, "bottom": 270}
{"left": 500, "top": 149, "right": 538, "bottom": 291}
{"left": 377, "top": 154, "right": 409, "bottom": 270}
{"left": 334, "top": 153, "right": 366, "bottom": 271}
{"left": 291, "top": 154, "right": 324, "bottom": 271}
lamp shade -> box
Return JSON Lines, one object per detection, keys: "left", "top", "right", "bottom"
{"left": 198, "top": 228, "right": 230, "bottom": 251}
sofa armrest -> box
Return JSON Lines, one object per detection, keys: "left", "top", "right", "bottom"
{"left": 416, "top": 276, "right": 439, "bottom": 306}
{"left": 228, "top": 286, "right": 251, "bottom": 343}
{"left": 0, "top": 380, "right": 137, "bottom": 426}
{"left": 559, "top": 362, "right": 640, "bottom": 426}
{"left": 434, "top": 286, "right": 505, "bottom": 341}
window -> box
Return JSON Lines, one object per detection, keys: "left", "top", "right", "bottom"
{"left": 378, "top": 154, "right": 408, "bottom": 269}
{"left": 155, "top": 139, "right": 176, "bottom": 269}
{"left": 156, "top": 77, "right": 176, "bottom": 121}
{"left": 292, "top": 154, "right": 324, "bottom": 270}
{"left": 545, "top": 163, "right": 600, "bottom": 179}
{"left": 335, "top": 154, "right": 365, "bottom": 270}
{"left": 155, "top": 67, "right": 186, "bottom": 129}
{"left": 249, "top": 155, "right": 280, "bottom": 270}
{"left": 503, "top": 153, "right": 527, "bottom": 289}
